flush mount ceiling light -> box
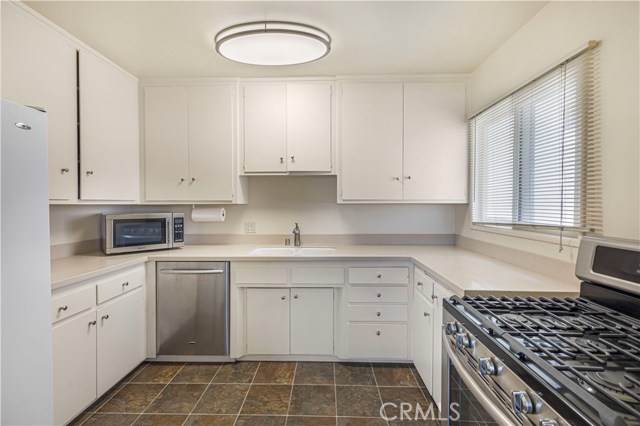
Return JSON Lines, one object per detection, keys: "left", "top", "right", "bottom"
{"left": 215, "top": 21, "right": 331, "bottom": 66}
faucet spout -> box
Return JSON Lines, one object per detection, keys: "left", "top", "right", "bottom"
{"left": 293, "top": 223, "right": 301, "bottom": 247}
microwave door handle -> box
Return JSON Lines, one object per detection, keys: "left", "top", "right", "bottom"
{"left": 443, "top": 333, "right": 517, "bottom": 426}
{"left": 167, "top": 218, "right": 172, "bottom": 246}
{"left": 159, "top": 269, "right": 225, "bottom": 275}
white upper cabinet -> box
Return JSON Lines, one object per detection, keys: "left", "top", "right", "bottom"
{"left": 242, "top": 81, "right": 332, "bottom": 174}
{"left": 79, "top": 51, "right": 139, "bottom": 201}
{"left": 144, "top": 84, "right": 238, "bottom": 202}
{"left": 403, "top": 82, "right": 467, "bottom": 202}
{"left": 1, "top": 4, "right": 77, "bottom": 201}
{"left": 339, "top": 83, "right": 404, "bottom": 201}
{"left": 338, "top": 80, "right": 467, "bottom": 203}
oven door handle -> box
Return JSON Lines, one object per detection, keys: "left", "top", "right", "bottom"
{"left": 443, "top": 334, "right": 517, "bottom": 426}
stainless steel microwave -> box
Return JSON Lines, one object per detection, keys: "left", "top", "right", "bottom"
{"left": 103, "top": 213, "right": 184, "bottom": 255}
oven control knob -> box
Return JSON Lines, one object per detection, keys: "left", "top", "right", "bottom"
{"left": 478, "top": 357, "right": 496, "bottom": 376}
{"left": 539, "top": 420, "right": 558, "bottom": 426}
{"left": 455, "top": 333, "right": 471, "bottom": 349}
{"left": 445, "top": 322, "right": 458, "bottom": 335}
{"left": 511, "top": 391, "right": 533, "bottom": 414}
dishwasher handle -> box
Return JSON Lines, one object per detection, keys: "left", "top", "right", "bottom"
{"left": 159, "top": 269, "right": 225, "bottom": 275}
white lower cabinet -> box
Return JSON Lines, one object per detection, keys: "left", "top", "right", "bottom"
{"left": 246, "top": 287, "right": 334, "bottom": 355}
{"left": 412, "top": 289, "right": 434, "bottom": 392}
{"left": 52, "top": 266, "right": 146, "bottom": 425}
{"left": 347, "top": 323, "right": 408, "bottom": 359}
{"left": 97, "top": 288, "right": 145, "bottom": 395}
{"left": 53, "top": 310, "right": 97, "bottom": 426}
{"left": 432, "top": 283, "right": 453, "bottom": 409}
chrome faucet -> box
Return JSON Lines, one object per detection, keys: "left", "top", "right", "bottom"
{"left": 293, "top": 223, "right": 301, "bottom": 247}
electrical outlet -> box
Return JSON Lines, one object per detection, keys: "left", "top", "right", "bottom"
{"left": 244, "top": 221, "right": 256, "bottom": 234}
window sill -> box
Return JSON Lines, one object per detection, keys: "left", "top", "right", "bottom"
{"left": 469, "top": 223, "right": 582, "bottom": 249}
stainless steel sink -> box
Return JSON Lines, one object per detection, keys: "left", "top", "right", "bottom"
{"left": 249, "top": 247, "right": 337, "bottom": 256}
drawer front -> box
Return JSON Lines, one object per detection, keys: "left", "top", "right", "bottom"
{"left": 414, "top": 267, "right": 434, "bottom": 296}
{"left": 234, "top": 267, "right": 288, "bottom": 284}
{"left": 348, "top": 286, "right": 408, "bottom": 303}
{"left": 346, "top": 304, "right": 408, "bottom": 322}
{"left": 348, "top": 267, "right": 409, "bottom": 284}
{"left": 96, "top": 266, "right": 145, "bottom": 304}
{"left": 347, "top": 323, "right": 408, "bottom": 359}
{"left": 291, "top": 267, "right": 344, "bottom": 284}
{"left": 52, "top": 286, "right": 95, "bottom": 324}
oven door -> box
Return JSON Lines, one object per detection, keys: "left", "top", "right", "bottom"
{"left": 441, "top": 332, "right": 518, "bottom": 426}
{"left": 104, "top": 213, "right": 172, "bottom": 254}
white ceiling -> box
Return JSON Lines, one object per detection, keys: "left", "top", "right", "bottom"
{"left": 25, "top": 1, "right": 547, "bottom": 79}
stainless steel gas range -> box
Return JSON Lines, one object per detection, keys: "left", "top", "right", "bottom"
{"left": 442, "top": 236, "right": 640, "bottom": 426}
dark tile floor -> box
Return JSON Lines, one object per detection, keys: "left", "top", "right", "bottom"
{"left": 70, "top": 362, "right": 439, "bottom": 426}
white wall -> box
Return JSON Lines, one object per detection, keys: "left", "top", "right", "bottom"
{"left": 456, "top": 1, "right": 640, "bottom": 263}
{"left": 50, "top": 176, "right": 456, "bottom": 245}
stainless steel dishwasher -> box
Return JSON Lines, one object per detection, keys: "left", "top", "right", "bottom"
{"left": 156, "top": 261, "right": 229, "bottom": 360}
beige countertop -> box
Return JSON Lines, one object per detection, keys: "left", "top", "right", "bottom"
{"left": 51, "top": 244, "right": 580, "bottom": 297}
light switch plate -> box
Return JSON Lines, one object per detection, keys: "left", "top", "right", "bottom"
{"left": 244, "top": 221, "right": 256, "bottom": 234}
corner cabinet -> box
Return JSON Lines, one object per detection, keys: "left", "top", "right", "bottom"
{"left": 241, "top": 81, "right": 333, "bottom": 174}
{"left": 144, "top": 84, "right": 246, "bottom": 203}
{"left": 79, "top": 51, "right": 139, "bottom": 201}
{"left": 338, "top": 81, "right": 468, "bottom": 203}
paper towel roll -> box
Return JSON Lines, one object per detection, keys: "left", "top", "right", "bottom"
{"left": 191, "top": 207, "right": 226, "bottom": 222}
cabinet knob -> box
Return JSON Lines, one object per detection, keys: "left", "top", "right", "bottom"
{"left": 280, "top": 157, "right": 284, "bottom": 163}
{"left": 376, "top": 312, "right": 381, "bottom": 317}
{"left": 88, "top": 320, "right": 97, "bottom": 326}
{"left": 424, "top": 312, "right": 430, "bottom": 317}
{"left": 294, "top": 294, "right": 299, "bottom": 299}
{"left": 191, "top": 177, "right": 196, "bottom": 183}
{"left": 281, "top": 296, "right": 286, "bottom": 300}
{"left": 417, "top": 282, "right": 423, "bottom": 287}
{"left": 86, "top": 170, "right": 94, "bottom": 176}
{"left": 376, "top": 293, "right": 382, "bottom": 298}
{"left": 376, "top": 331, "right": 381, "bottom": 336}
{"left": 405, "top": 176, "right": 412, "bottom": 180}
{"left": 58, "top": 305, "right": 68, "bottom": 312}
{"left": 376, "top": 274, "right": 382, "bottom": 279}
{"left": 290, "top": 155, "right": 295, "bottom": 162}
{"left": 393, "top": 176, "right": 400, "bottom": 181}
{"left": 61, "top": 168, "right": 70, "bottom": 173}
{"left": 122, "top": 282, "right": 129, "bottom": 288}
{"left": 101, "top": 315, "right": 109, "bottom": 320}
{"left": 180, "top": 178, "right": 185, "bottom": 183}
{"left": 431, "top": 294, "right": 438, "bottom": 300}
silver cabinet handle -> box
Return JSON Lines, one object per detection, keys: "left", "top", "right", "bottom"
{"left": 376, "top": 274, "right": 382, "bottom": 278}
{"left": 159, "top": 269, "right": 224, "bottom": 275}
{"left": 61, "top": 168, "right": 69, "bottom": 173}
{"left": 88, "top": 320, "right": 97, "bottom": 326}
{"left": 376, "top": 293, "right": 382, "bottom": 298}
{"left": 405, "top": 176, "right": 412, "bottom": 180}
{"left": 393, "top": 177, "right": 400, "bottom": 181}
{"left": 417, "top": 281, "right": 423, "bottom": 287}
{"left": 431, "top": 294, "right": 438, "bottom": 300}
{"left": 58, "top": 305, "right": 68, "bottom": 312}
{"left": 376, "top": 331, "right": 381, "bottom": 336}
{"left": 86, "top": 170, "right": 93, "bottom": 176}
{"left": 281, "top": 295, "right": 286, "bottom": 300}
{"left": 180, "top": 178, "right": 185, "bottom": 183}
{"left": 101, "top": 315, "right": 109, "bottom": 320}
{"left": 293, "top": 294, "right": 299, "bottom": 299}
{"left": 424, "top": 312, "right": 430, "bottom": 317}
{"left": 122, "top": 282, "right": 129, "bottom": 288}
{"left": 376, "top": 312, "right": 381, "bottom": 317}
{"left": 191, "top": 177, "right": 196, "bottom": 183}
{"left": 290, "top": 155, "right": 295, "bottom": 162}
{"left": 280, "top": 157, "right": 284, "bottom": 163}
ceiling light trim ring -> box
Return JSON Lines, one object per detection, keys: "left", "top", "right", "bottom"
{"left": 214, "top": 21, "right": 331, "bottom": 66}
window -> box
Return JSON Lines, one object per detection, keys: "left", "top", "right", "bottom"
{"left": 470, "top": 43, "right": 601, "bottom": 238}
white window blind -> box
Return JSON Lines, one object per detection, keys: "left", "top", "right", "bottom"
{"left": 470, "top": 43, "right": 601, "bottom": 237}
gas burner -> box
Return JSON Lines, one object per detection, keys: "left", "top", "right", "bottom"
{"left": 501, "top": 313, "right": 533, "bottom": 326}
{"left": 536, "top": 316, "right": 568, "bottom": 329}
{"left": 575, "top": 338, "right": 610, "bottom": 352}
{"left": 579, "top": 371, "right": 640, "bottom": 403}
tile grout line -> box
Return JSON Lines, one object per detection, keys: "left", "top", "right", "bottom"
{"left": 232, "top": 362, "right": 261, "bottom": 426}
{"left": 129, "top": 363, "right": 187, "bottom": 426}
{"left": 284, "top": 361, "right": 299, "bottom": 425}
{"left": 371, "top": 363, "right": 390, "bottom": 426}
{"left": 333, "top": 362, "right": 338, "bottom": 425}
{"left": 180, "top": 363, "right": 223, "bottom": 426}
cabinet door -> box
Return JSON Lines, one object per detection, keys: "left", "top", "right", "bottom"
{"left": 287, "top": 83, "right": 332, "bottom": 172}
{"left": 340, "top": 83, "right": 403, "bottom": 200}
{"left": 243, "top": 84, "right": 287, "bottom": 172}
{"left": 246, "top": 288, "right": 290, "bottom": 354}
{"left": 79, "top": 50, "right": 139, "bottom": 201}
{"left": 412, "top": 290, "right": 434, "bottom": 394}
{"left": 53, "top": 310, "right": 97, "bottom": 426}
{"left": 144, "top": 86, "right": 190, "bottom": 201}
{"left": 291, "top": 288, "right": 334, "bottom": 355}
{"left": 188, "top": 85, "right": 234, "bottom": 201}
{"left": 1, "top": 4, "right": 77, "bottom": 201}
{"left": 432, "top": 283, "right": 454, "bottom": 410}
{"left": 97, "top": 288, "right": 145, "bottom": 396}
{"left": 403, "top": 82, "right": 467, "bottom": 202}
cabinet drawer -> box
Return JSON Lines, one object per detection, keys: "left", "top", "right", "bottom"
{"left": 291, "top": 267, "right": 344, "bottom": 284}
{"left": 346, "top": 304, "right": 408, "bottom": 322}
{"left": 52, "top": 286, "right": 95, "bottom": 324}
{"left": 348, "top": 286, "right": 408, "bottom": 303}
{"left": 348, "top": 267, "right": 409, "bottom": 284}
{"left": 347, "top": 323, "right": 408, "bottom": 359}
{"left": 414, "top": 268, "right": 434, "bottom": 296}
{"left": 96, "top": 266, "right": 145, "bottom": 304}
{"left": 235, "top": 267, "right": 288, "bottom": 284}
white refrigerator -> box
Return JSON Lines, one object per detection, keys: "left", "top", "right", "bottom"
{"left": 1, "top": 99, "right": 54, "bottom": 424}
